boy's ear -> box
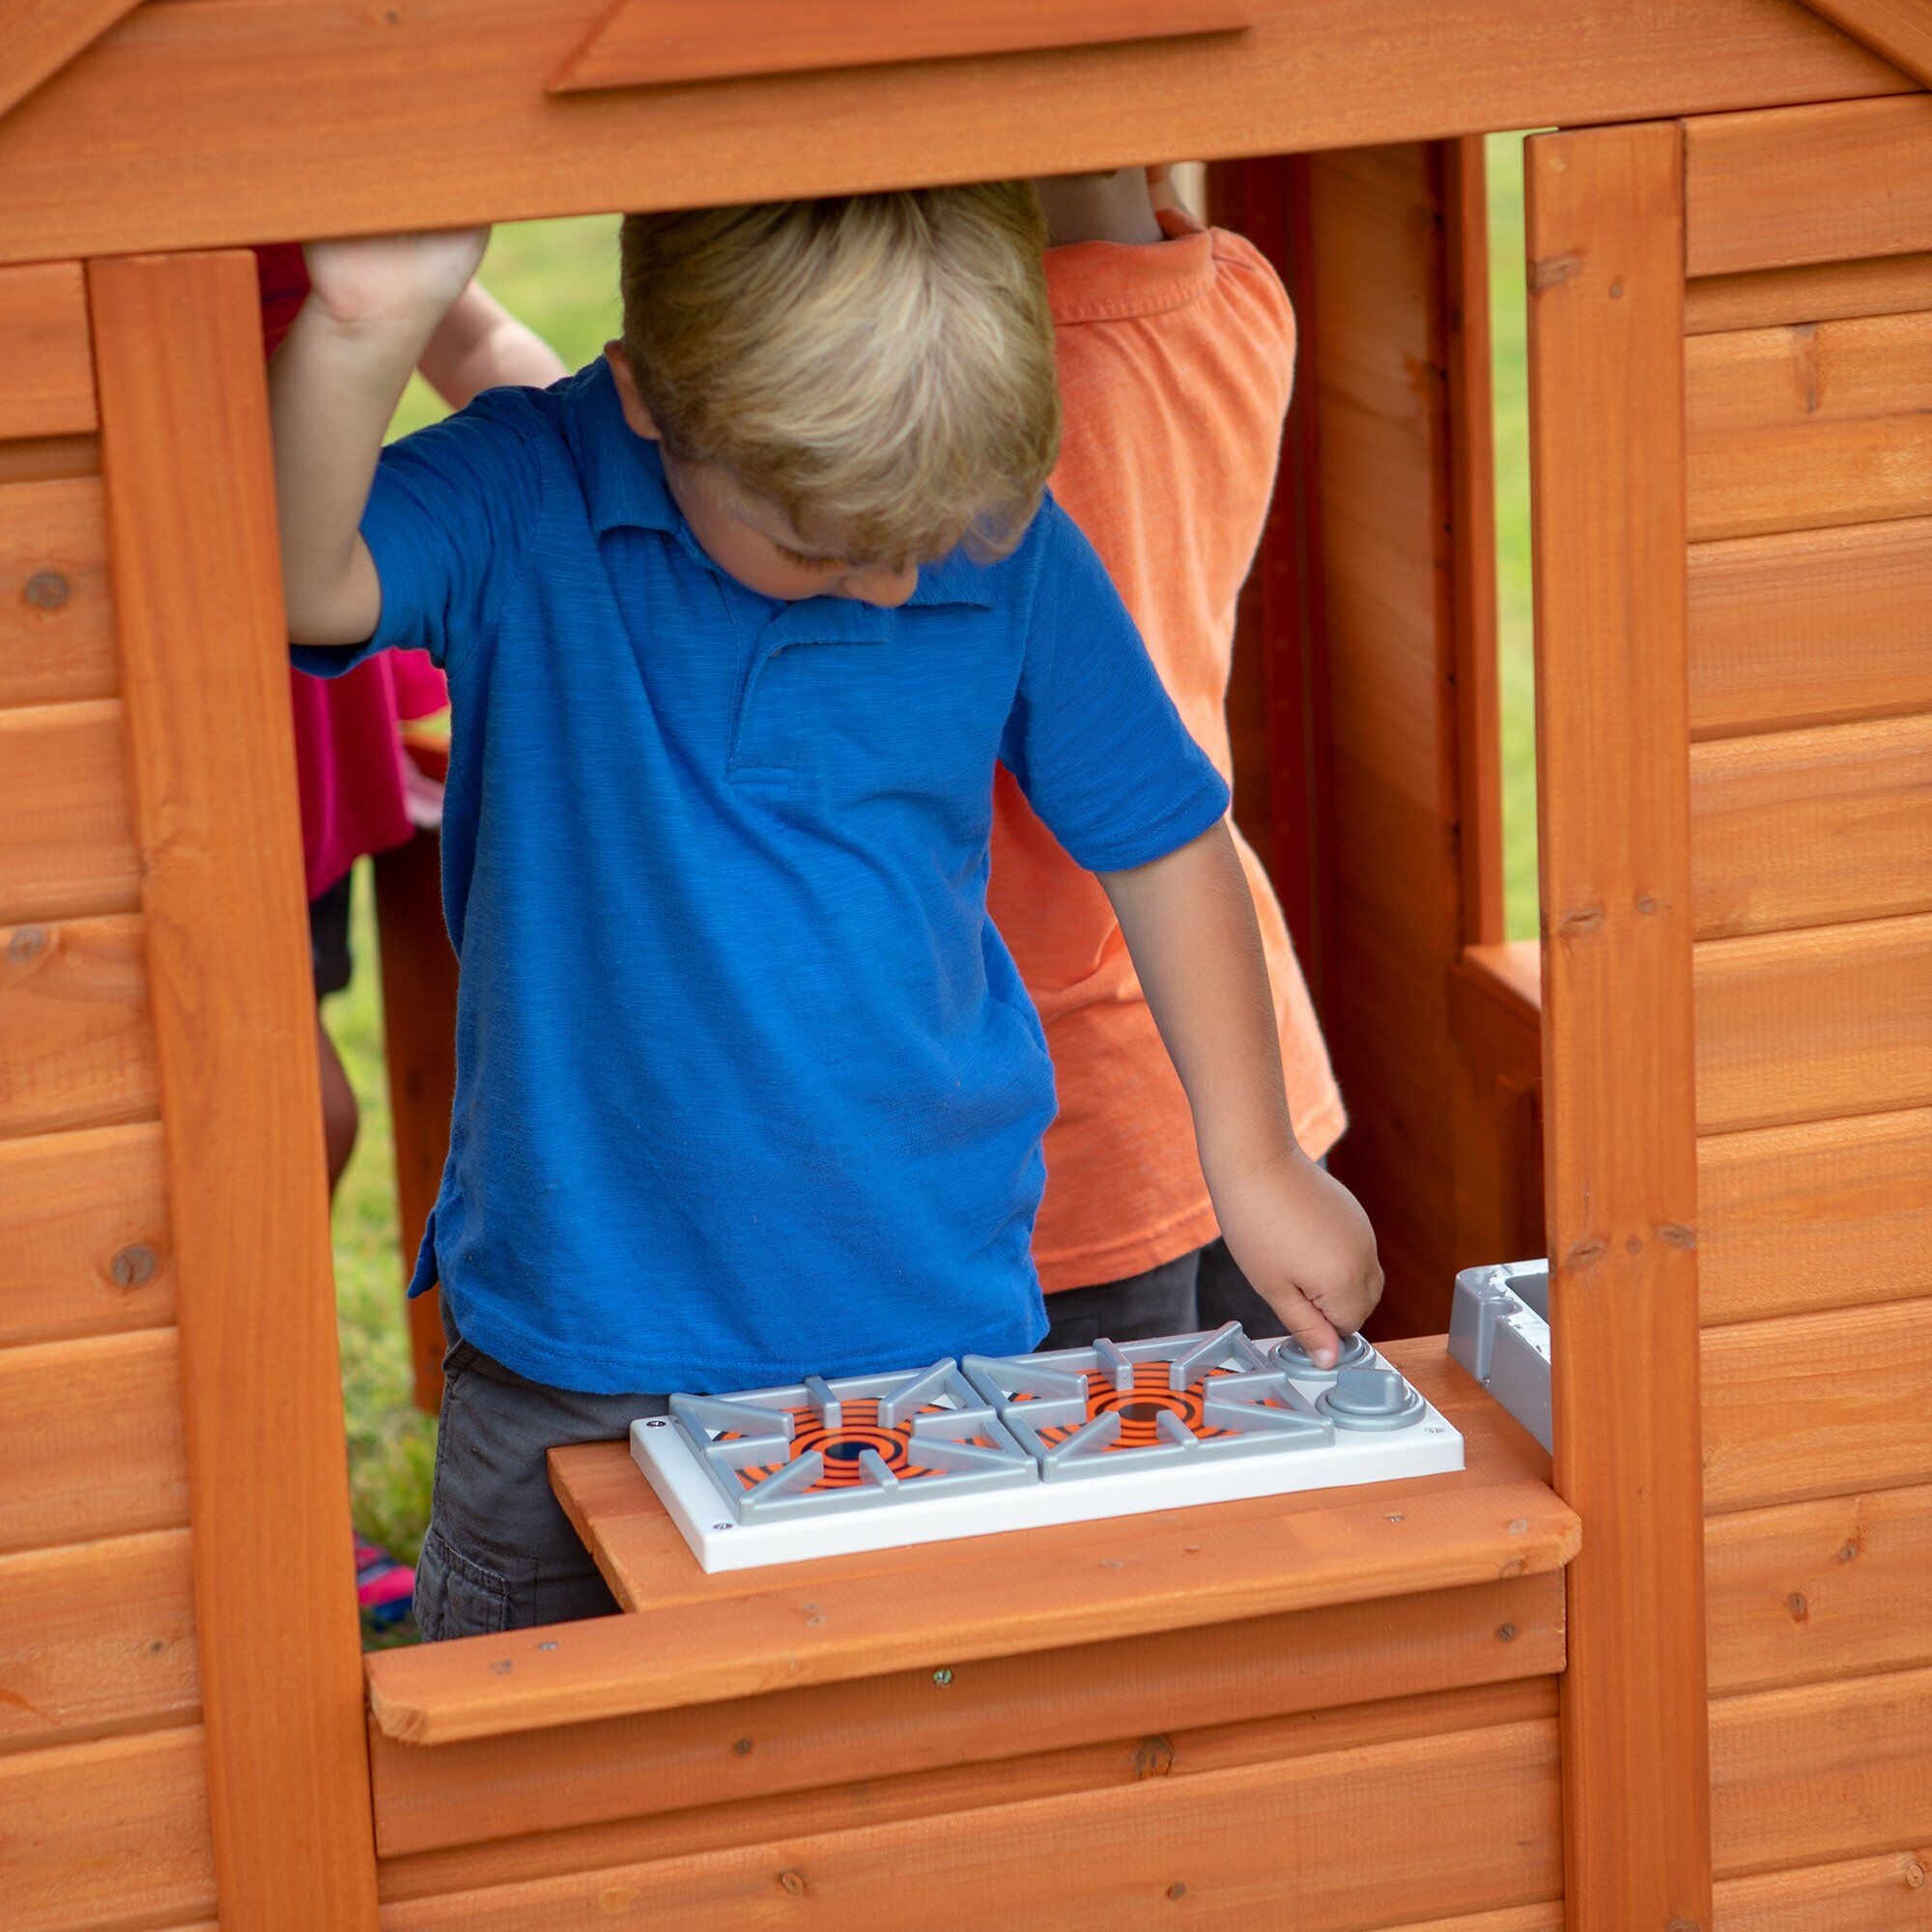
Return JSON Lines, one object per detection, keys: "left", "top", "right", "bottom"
{"left": 603, "top": 342, "right": 663, "bottom": 441}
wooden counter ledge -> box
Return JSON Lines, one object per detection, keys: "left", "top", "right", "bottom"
{"left": 366, "top": 1339, "right": 1576, "bottom": 1746}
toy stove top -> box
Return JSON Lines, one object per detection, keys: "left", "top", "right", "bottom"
{"left": 635, "top": 1324, "right": 1462, "bottom": 1572}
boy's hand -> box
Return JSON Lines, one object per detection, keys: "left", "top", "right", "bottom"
{"left": 301, "top": 229, "right": 490, "bottom": 335}
{"left": 1211, "top": 1149, "right": 1383, "bottom": 1367}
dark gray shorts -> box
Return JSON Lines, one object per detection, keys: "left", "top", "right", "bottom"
{"left": 413, "top": 1307, "right": 667, "bottom": 1644}
{"left": 1037, "top": 1236, "right": 1266, "bottom": 1350}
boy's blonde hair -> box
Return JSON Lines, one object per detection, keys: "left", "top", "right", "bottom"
{"left": 619, "top": 185, "right": 1059, "bottom": 569}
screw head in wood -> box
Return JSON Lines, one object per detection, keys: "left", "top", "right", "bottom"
{"left": 22, "top": 569, "right": 69, "bottom": 610}
{"left": 779, "top": 1869, "right": 806, "bottom": 1896}
{"left": 932, "top": 1667, "right": 952, "bottom": 1686}
{"left": 1168, "top": 1882, "right": 1187, "bottom": 1901}
{"left": 8, "top": 925, "right": 47, "bottom": 964}
{"left": 1497, "top": 1623, "right": 1519, "bottom": 1642}
{"left": 111, "top": 1244, "right": 156, "bottom": 1289}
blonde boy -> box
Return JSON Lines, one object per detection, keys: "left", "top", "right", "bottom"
{"left": 271, "top": 187, "right": 1380, "bottom": 1640}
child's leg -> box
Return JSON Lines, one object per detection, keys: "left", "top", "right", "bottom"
{"left": 414, "top": 1303, "right": 666, "bottom": 1642}
{"left": 1036, "top": 1248, "right": 1201, "bottom": 1351}
{"left": 309, "top": 872, "right": 359, "bottom": 1190}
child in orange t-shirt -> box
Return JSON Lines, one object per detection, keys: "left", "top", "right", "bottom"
{"left": 994, "top": 166, "right": 1354, "bottom": 1349}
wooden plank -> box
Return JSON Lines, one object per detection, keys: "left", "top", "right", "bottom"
{"left": 0, "top": 1328, "right": 186, "bottom": 1554}
{"left": 1795, "top": 1, "right": 1932, "bottom": 89}
{"left": 1716, "top": 1850, "right": 1932, "bottom": 1929}
{"left": 1694, "top": 912, "right": 1932, "bottom": 1134}
{"left": 1706, "top": 1485, "right": 1932, "bottom": 1695}
{"left": 0, "top": 697, "right": 139, "bottom": 923}
{"left": 0, "top": 1723, "right": 214, "bottom": 1932}
{"left": 0, "top": 912, "right": 156, "bottom": 1140}
{"left": 378, "top": 1718, "right": 1560, "bottom": 1932}
{"left": 1690, "top": 520, "right": 1932, "bottom": 739}
{"left": 90, "top": 250, "right": 378, "bottom": 1932}
{"left": 553, "top": 0, "right": 1247, "bottom": 92}
{"left": 1702, "top": 1298, "right": 1932, "bottom": 1514}
{"left": 0, "top": 0, "right": 1904, "bottom": 268}
{"left": 0, "top": 432, "right": 97, "bottom": 487}
{"left": 1687, "top": 94, "right": 1932, "bottom": 277}
{"left": 0, "top": 261, "right": 93, "bottom": 439}
{"left": 1450, "top": 944, "right": 1546, "bottom": 1274}
{"left": 1525, "top": 120, "right": 1712, "bottom": 1932}
{"left": 0, "top": 1, "right": 145, "bottom": 123}
{"left": 1711, "top": 1664, "right": 1932, "bottom": 1878}
{"left": 0, "top": 1527, "right": 197, "bottom": 1749}
{"left": 1687, "top": 251, "right": 1932, "bottom": 334}
{"left": 1688, "top": 311, "right": 1932, "bottom": 541}
{"left": 0, "top": 475, "right": 115, "bottom": 711}
{"left": 370, "top": 1571, "right": 1561, "bottom": 1858}
{"left": 1690, "top": 714, "right": 1932, "bottom": 938}
{"left": 1699, "top": 1108, "right": 1932, "bottom": 1323}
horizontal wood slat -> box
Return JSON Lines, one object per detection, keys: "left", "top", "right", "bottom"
{"left": 1690, "top": 714, "right": 1932, "bottom": 937}
{"left": 1687, "top": 94, "right": 1932, "bottom": 277}
{"left": 377, "top": 1716, "right": 1560, "bottom": 1932}
{"left": 0, "top": 262, "right": 93, "bottom": 440}
{"left": 1711, "top": 1664, "right": 1932, "bottom": 1879}
{"left": 1699, "top": 1109, "right": 1932, "bottom": 1323}
{"left": 1702, "top": 1299, "right": 1932, "bottom": 1515}
{"left": 0, "top": 1121, "right": 173, "bottom": 1346}
{"left": 0, "top": 1527, "right": 197, "bottom": 1751}
{"left": 0, "top": 475, "right": 114, "bottom": 711}
{"left": 0, "top": 1, "right": 146, "bottom": 123}
{"left": 1687, "top": 252, "right": 1932, "bottom": 334}
{"left": 1694, "top": 913, "right": 1932, "bottom": 1134}
{"left": 1715, "top": 1849, "right": 1932, "bottom": 1929}
{"left": 0, "top": 913, "right": 156, "bottom": 1139}
{"left": 1797, "top": 1, "right": 1932, "bottom": 91}
{"left": 1688, "top": 312, "right": 1932, "bottom": 541}
{"left": 371, "top": 1572, "right": 1561, "bottom": 1859}
{"left": 0, "top": 1723, "right": 214, "bottom": 1932}
{"left": 0, "top": 433, "right": 98, "bottom": 488}
{"left": 1690, "top": 520, "right": 1932, "bottom": 738}
{"left": 0, "top": 1327, "right": 187, "bottom": 1554}
{"left": 0, "top": 698, "right": 139, "bottom": 923}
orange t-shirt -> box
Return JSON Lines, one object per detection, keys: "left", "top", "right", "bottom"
{"left": 988, "top": 207, "right": 1346, "bottom": 1293}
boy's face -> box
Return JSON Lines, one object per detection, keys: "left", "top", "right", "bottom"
{"left": 605, "top": 346, "right": 919, "bottom": 609}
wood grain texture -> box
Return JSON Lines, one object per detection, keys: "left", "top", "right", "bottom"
{"left": 1693, "top": 912, "right": 1932, "bottom": 1133}
{"left": 1690, "top": 714, "right": 1932, "bottom": 937}
{"left": 370, "top": 1573, "right": 1561, "bottom": 1858}
{"left": 1794, "top": 0, "right": 1932, "bottom": 87}
{"left": 0, "top": 0, "right": 1903, "bottom": 266}
{"left": 0, "top": 475, "right": 115, "bottom": 711}
{"left": 377, "top": 1681, "right": 1560, "bottom": 1904}
{"left": 1688, "top": 251, "right": 1932, "bottom": 333}
{"left": 0, "top": 262, "right": 94, "bottom": 439}
{"left": 0, "top": 1328, "right": 186, "bottom": 1555}
{"left": 1711, "top": 1664, "right": 1932, "bottom": 1878}
{"left": 1688, "top": 312, "right": 1932, "bottom": 541}
{"left": 553, "top": 0, "right": 1247, "bottom": 92}
{"left": 0, "top": 912, "right": 156, "bottom": 1139}
{"left": 0, "top": 432, "right": 97, "bottom": 486}
{"left": 1702, "top": 1298, "right": 1932, "bottom": 1513}
{"left": 0, "top": 1527, "right": 197, "bottom": 1749}
{"left": 374, "top": 1344, "right": 1570, "bottom": 1745}
{"left": 0, "top": 1121, "right": 173, "bottom": 1345}
{"left": 1716, "top": 1850, "right": 1932, "bottom": 1928}
{"left": 0, "top": 0, "right": 144, "bottom": 122}
{"left": 0, "top": 1722, "right": 214, "bottom": 1932}
{"left": 1699, "top": 1108, "right": 1932, "bottom": 1322}
{"left": 1690, "top": 520, "right": 1932, "bottom": 738}
{"left": 1687, "top": 94, "right": 1932, "bottom": 276}
{"left": 0, "top": 697, "right": 139, "bottom": 923}
{"left": 378, "top": 1718, "right": 1560, "bottom": 1932}
{"left": 1706, "top": 1485, "right": 1932, "bottom": 1695}
{"left": 1526, "top": 119, "right": 1712, "bottom": 1932}
{"left": 90, "top": 250, "right": 379, "bottom": 1932}
{"left": 1450, "top": 943, "right": 1546, "bottom": 1273}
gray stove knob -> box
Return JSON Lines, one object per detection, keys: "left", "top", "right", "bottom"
{"left": 1271, "top": 1330, "right": 1375, "bottom": 1381}
{"left": 1317, "top": 1367, "right": 1426, "bottom": 1432}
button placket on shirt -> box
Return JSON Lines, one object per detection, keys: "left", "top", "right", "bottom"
{"left": 727, "top": 600, "right": 894, "bottom": 783}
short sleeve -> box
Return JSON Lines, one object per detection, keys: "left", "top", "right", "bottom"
{"left": 291, "top": 387, "right": 546, "bottom": 680}
{"left": 999, "top": 499, "right": 1230, "bottom": 873}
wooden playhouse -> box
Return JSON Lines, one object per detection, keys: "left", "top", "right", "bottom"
{"left": 2, "top": 3, "right": 1930, "bottom": 1929}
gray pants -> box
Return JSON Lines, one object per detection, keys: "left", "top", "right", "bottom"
{"left": 413, "top": 1307, "right": 667, "bottom": 1643}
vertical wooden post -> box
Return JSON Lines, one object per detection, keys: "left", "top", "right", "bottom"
{"left": 1526, "top": 124, "right": 1714, "bottom": 1932}
{"left": 88, "top": 250, "right": 381, "bottom": 1932}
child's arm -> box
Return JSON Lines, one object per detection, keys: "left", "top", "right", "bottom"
{"left": 1100, "top": 820, "right": 1382, "bottom": 1366}
{"left": 267, "top": 229, "right": 488, "bottom": 646}
{"left": 417, "top": 280, "right": 568, "bottom": 408}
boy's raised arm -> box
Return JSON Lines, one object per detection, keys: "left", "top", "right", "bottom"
{"left": 267, "top": 228, "right": 488, "bottom": 647}
{"left": 1100, "top": 820, "right": 1383, "bottom": 1366}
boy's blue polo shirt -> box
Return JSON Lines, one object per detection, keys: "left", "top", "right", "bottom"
{"left": 298, "top": 359, "right": 1230, "bottom": 1394}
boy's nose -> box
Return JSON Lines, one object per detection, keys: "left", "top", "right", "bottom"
{"left": 842, "top": 561, "right": 919, "bottom": 608}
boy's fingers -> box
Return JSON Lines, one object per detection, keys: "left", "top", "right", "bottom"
{"left": 1269, "top": 1290, "right": 1342, "bottom": 1370}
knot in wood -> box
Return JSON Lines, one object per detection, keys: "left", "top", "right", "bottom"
{"left": 23, "top": 569, "right": 70, "bottom": 610}
{"left": 1657, "top": 1223, "right": 1696, "bottom": 1252}
{"left": 8, "top": 924, "right": 47, "bottom": 964}
{"left": 1134, "top": 1735, "right": 1175, "bottom": 1779}
{"left": 1167, "top": 1882, "right": 1188, "bottom": 1902}
{"left": 111, "top": 1244, "right": 156, "bottom": 1289}
{"left": 778, "top": 1869, "right": 807, "bottom": 1896}
{"left": 1564, "top": 1236, "right": 1607, "bottom": 1272}
{"left": 1557, "top": 903, "right": 1605, "bottom": 938}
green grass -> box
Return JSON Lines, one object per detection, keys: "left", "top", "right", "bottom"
{"left": 329, "top": 185, "right": 1542, "bottom": 1626}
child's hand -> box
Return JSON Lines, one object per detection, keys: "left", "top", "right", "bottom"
{"left": 301, "top": 229, "right": 491, "bottom": 335}
{"left": 1211, "top": 1150, "right": 1384, "bottom": 1367}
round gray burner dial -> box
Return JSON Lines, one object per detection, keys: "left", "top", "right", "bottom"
{"left": 1316, "top": 1367, "right": 1426, "bottom": 1432}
